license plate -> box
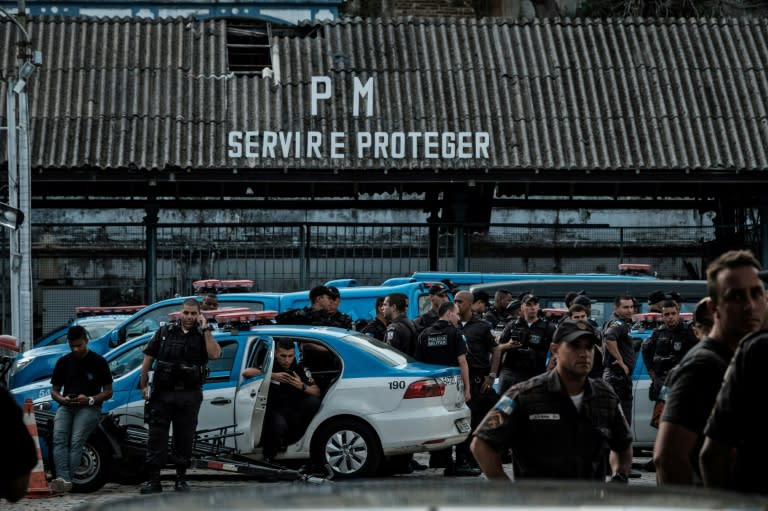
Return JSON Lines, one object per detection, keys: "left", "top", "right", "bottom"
{"left": 455, "top": 418, "right": 471, "bottom": 434}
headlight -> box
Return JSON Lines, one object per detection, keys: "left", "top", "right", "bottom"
{"left": 10, "top": 357, "right": 33, "bottom": 375}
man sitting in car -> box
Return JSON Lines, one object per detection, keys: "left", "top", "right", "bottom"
{"left": 244, "top": 339, "right": 322, "bottom": 461}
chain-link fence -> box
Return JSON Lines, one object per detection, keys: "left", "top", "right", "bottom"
{"left": 0, "top": 220, "right": 754, "bottom": 338}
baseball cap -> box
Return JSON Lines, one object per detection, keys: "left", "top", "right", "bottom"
{"left": 506, "top": 299, "right": 521, "bottom": 313}
{"left": 429, "top": 282, "right": 450, "bottom": 296}
{"left": 327, "top": 286, "right": 341, "bottom": 300}
{"left": 309, "top": 285, "right": 333, "bottom": 302}
{"left": 572, "top": 294, "right": 595, "bottom": 306}
{"left": 553, "top": 319, "right": 600, "bottom": 346}
{"left": 647, "top": 290, "right": 666, "bottom": 305}
{"left": 521, "top": 293, "right": 539, "bottom": 304}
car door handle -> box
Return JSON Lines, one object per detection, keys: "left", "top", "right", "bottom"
{"left": 210, "top": 398, "right": 232, "bottom": 405}
{"left": 250, "top": 389, "right": 257, "bottom": 397}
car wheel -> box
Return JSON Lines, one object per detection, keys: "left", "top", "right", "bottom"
{"left": 70, "top": 434, "right": 112, "bottom": 493}
{"left": 312, "top": 419, "right": 381, "bottom": 478}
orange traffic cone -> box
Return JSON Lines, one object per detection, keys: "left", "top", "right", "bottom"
{"left": 23, "top": 399, "right": 53, "bottom": 498}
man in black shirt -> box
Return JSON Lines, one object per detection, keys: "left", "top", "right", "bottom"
{"left": 484, "top": 289, "right": 513, "bottom": 340}
{"left": 700, "top": 328, "right": 768, "bottom": 494}
{"left": 360, "top": 296, "right": 388, "bottom": 341}
{"left": 413, "top": 282, "right": 452, "bottom": 334}
{"left": 471, "top": 319, "right": 632, "bottom": 481}
{"left": 139, "top": 299, "right": 221, "bottom": 494}
{"left": 491, "top": 294, "right": 555, "bottom": 394}
{"left": 654, "top": 250, "right": 767, "bottom": 485}
{"left": 602, "top": 295, "right": 636, "bottom": 425}
{"left": 253, "top": 339, "right": 321, "bottom": 461}
{"left": 50, "top": 325, "right": 113, "bottom": 493}
{"left": 383, "top": 293, "right": 418, "bottom": 356}
{"left": 641, "top": 300, "right": 698, "bottom": 401}
{"left": 415, "top": 301, "right": 471, "bottom": 474}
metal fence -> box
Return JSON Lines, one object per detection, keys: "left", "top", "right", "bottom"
{"left": 0, "top": 221, "right": 752, "bottom": 339}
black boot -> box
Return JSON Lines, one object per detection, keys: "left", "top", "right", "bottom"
{"left": 139, "top": 472, "right": 162, "bottom": 494}
{"left": 175, "top": 468, "right": 190, "bottom": 492}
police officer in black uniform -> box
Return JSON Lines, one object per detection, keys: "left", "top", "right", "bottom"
{"left": 471, "top": 319, "right": 633, "bottom": 481}
{"left": 327, "top": 286, "right": 354, "bottom": 329}
{"left": 383, "top": 293, "right": 418, "bottom": 356}
{"left": 256, "top": 338, "right": 322, "bottom": 461}
{"left": 360, "top": 296, "right": 388, "bottom": 341}
{"left": 454, "top": 291, "right": 496, "bottom": 475}
{"left": 602, "top": 295, "right": 636, "bottom": 425}
{"left": 491, "top": 294, "right": 556, "bottom": 394}
{"left": 139, "top": 298, "right": 221, "bottom": 494}
{"left": 484, "top": 289, "right": 514, "bottom": 339}
{"left": 413, "top": 283, "right": 452, "bottom": 334}
{"left": 415, "top": 301, "right": 471, "bottom": 474}
{"left": 275, "top": 285, "right": 336, "bottom": 326}
{"left": 641, "top": 299, "right": 698, "bottom": 402}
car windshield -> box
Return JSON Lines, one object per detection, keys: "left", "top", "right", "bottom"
{"left": 342, "top": 333, "right": 411, "bottom": 366}
{"left": 108, "top": 342, "right": 148, "bottom": 379}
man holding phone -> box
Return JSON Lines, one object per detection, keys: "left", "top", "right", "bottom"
{"left": 50, "top": 325, "right": 113, "bottom": 493}
{"left": 139, "top": 298, "right": 221, "bottom": 494}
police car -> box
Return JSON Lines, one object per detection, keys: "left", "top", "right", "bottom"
{"left": 14, "top": 313, "right": 470, "bottom": 490}
{"left": 32, "top": 306, "right": 146, "bottom": 349}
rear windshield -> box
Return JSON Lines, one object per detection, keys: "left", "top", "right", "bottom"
{"left": 342, "top": 333, "right": 411, "bottom": 367}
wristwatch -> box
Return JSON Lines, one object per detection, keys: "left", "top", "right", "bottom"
{"left": 88, "top": 396, "right": 96, "bottom": 406}
{"left": 301, "top": 383, "right": 307, "bottom": 392}
{"left": 487, "top": 372, "right": 497, "bottom": 379}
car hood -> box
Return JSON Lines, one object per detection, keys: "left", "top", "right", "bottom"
{"left": 11, "top": 379, "right": 53, "bottom": 406}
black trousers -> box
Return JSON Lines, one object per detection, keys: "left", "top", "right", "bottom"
{"left": 262, "top": 396, "right": 321, "bottom": 459}
{"left": 455, "top": 376, "right": 498, "bottom": 466}
{"left": 144, "top": 389, "right": 202, "bottom": 473}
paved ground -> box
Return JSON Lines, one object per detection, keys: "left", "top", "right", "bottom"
{"left": 0, "top": 454, "right": 657, "bottom": 511}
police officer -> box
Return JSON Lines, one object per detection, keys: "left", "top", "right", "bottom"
{"left": 602, "top": 295, "right": 636, "bottom": 425}
{"left": 415, "top": 301, "right": 472, "bottom": 475}
{"left": 641, "top": 299, "right": 698, "bottom": 402}
{"left": 490, "top": 294, "right": 556, "bottom": 394}
{"left": 383, "top": 293, "right": 418, "bottom": 356}
{"left": 255, "top": 338, "right": 322, "bottom": 461}
{"left": 484, "top": 289, "right": 514, "bottom": 339}
{"left": 455, "top": 291, "right": 496, "bottom": 475}
{"left": 471, "top": 319, "right": 633, "bottom": 481}
{"left": 360, "top": 295, "right": 388, "bottom": 341}
{"left": 326, "top": 286, "right": 354, "bottom": 329}
{"left": 275, "top": 285, "right": 335, "bottom": 326}
{"left": 139, "top": 298, "right": 221, "bottom": 494}
{"left": 413, "top": 282, "right": 452, "bottom": 334}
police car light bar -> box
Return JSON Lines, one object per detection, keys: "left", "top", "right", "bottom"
{"left": 214, "top": 310, "right": 278, "bottom": 324}
{"left": 193, "top": 279, "right": 254, "bottom": 293}
{"left": 200, "top": 307, "right": 254, "bottom": 320}
{"left": 75, "top": 305, "right": 146, "bottom": 317}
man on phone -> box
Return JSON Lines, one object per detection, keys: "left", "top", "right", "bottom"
{"left": 256, "top": 338, "right": 321, "bottom": 461}
{"left": 139, "top": 298, "right": 221, "bottom": 494}
{"left": 50, "top": 325, "right": 113, "bottom": 493}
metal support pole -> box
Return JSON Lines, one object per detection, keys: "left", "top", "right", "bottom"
{"left": 144, "top": 201, "right": 159, "bottom": 304}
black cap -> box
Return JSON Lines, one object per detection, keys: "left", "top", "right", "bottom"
{"left": 666, "top": 291, "right": 684, "bottom": 304}
{"left": 647, "top": 290, "right": 666, "bottom": 305}
{"left": 429, "top": 282, "right": 450, "bottom": 296}
{"left": 472, "top": 290, "right": 490, "bottom": 306}
{"left": 693, "top": 297, "right": 714, "bottom": 327}
{"left": 760, "top": 270, "right": 768, "bottom": 283}
{"left": 506, "top": 299, "right": 521, "bottom": 313}
{"left": 573, "top": 294, "right": 595, "bottom": 306}
{"left": 521, "top": 293, "right": 538, "bottom": 304}
{"left": 327, "top": 286, "right": 341, "bottom": 300}
{"left": 554, "top": 319, "right": 600, "bottom": 346}
{"left": 309, "top": 285, "right": 333, "bottom": 302}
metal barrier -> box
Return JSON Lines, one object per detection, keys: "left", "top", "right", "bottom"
{"left": 0, "top": 221, "right": 752, "bottom": 338}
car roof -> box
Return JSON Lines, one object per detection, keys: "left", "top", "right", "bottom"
{"left": 470, "top": 279, "right": 707, "bottom": 301}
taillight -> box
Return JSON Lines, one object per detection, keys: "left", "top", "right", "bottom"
{"left": 403, "top": 379, "right": 445, "bottom": 399}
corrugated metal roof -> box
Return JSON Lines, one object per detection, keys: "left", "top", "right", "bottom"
{"left": 2, "top": 16, "right": 768, "bottom": 171}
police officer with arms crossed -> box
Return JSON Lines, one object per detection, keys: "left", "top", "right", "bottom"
{"left": 383, "top": 293, "right": 418, "bottom": 356}
{"left": 471, "top": 319, "right": 632, "bottom": 481}
{"left": 602, "top": 295, "right": 636, "bottom": 425}
{"left": 139, "top": 298, "right": 221, "bottom": 494}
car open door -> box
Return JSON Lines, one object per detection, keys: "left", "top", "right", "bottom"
{"left": 233, "top": 336, "right": 273, "bottom": 453}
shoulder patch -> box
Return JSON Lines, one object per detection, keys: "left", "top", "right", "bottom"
{"left": 494, "top": 395, "right": 517, "bottom": 416}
